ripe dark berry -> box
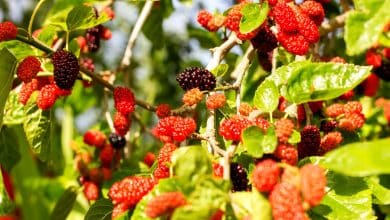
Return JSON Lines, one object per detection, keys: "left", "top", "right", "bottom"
{"left": 113, "top": 112, "right": 131, "bottom": 136}
{"left": 83, "top": 130, "right": 106, "bottom": 148}
{"left": 37, "top": 84, "right": 58, "bottom": 110}
{"left": 145, "top": 192, "right": 187, "bottom": 218}
{"left": 320, "top": 120, "right": 337, "bottom": 133}
{"left": 0, "top": 21, "right": 18, "bottom": 42}
{"left": 85, "top": 26, "right": 101, "bottom": 52}
{"left": 252, "top": 159, "right": 280, "bottom": 192}
{"left": 113, "top": 87, "right": 136, "bottom": 116}
{"left": 176, "top": 67, "right": 216, "bottom": 91}
{"left": 269, "top": 183, "right": 308, "bottom": 220}
{"left": 52, "top": 50, "right": 79, "bottom": 90}
{"left": 300, "top": 164, "right": 326, "bottom": 207}
{"left": 230, "top": 163, "right": 249, "bottom": 192}
{"left": 17, "top": 56, "right": 41, "bottom": 83}
{"left": 251, "top": 25, "right": 278, "bottom": 53}
{"left": 298, "top": 125, "right": 321, "bottom": 159}
{"left": 152, "top": 116, "right": 196, "bottom": 142}
{"left": 374, "top": 61, "right": 390, "bottom": 81}
{"left": 109, "top": 133, "right": 126, "bottom": 149}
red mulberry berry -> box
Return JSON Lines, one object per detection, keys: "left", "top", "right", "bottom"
{"left": 80, "top": 57, "right": 95, "bottom": 73}
{"left": 325, "top": 103, "right": 344, "bottom": 118}
{"left": 86, "top": 26, "right": 101, "bottom": 52}
{"left": 383, "top": 48, "right": 390, "bottom": 59}
{"left": 319, "top": 131, "right": 343, "bottom": 154}
{"left": 300, "top": 164, "right": 326, "bottom": 207}
{"left": 176, "top": 67, "right": 216, "bottom": 91}
{"left": 308, "top": 101, "right": 323, "bottom": 113}
{"left": 153, "top": 165, "right": 170, "bottom": 179}
{"left": 272, "top": 2, "right": 299, "bottom": 33}
{"left": 274, "top": 144, "right": 298, "bottom": 165}
{"left": 143, "top": 152, "right": 156, "bottom": 167}
{"left": 293, "top": 6, "right": 320, "bottom": 43}
{"left": 206, "top": 93, "right": 226, "bottom": 110}
{"left": 339, "top": 90, "right": 354, "bottom": 100}
{"left": 52, "top": 50, "right": 80, "bottom": 90}
{"left": 320, "top": 120, "right": 337, "bottom": 133}
{"left": 37, "top": 84, "right": 58, "bottom": 110}
{"left": 146, "top": 192, "right": 187, "bottom": 218}
{"left": 112, "top": 203, "right": 129, "bottom": 219}
{"left": 153, "top": 116, "right": 196, "bottom": 142}
{"left": 109, "top": 133, "right": 126, "bottom": 149}
{"left": 299, "top": 0, "right": 325, "bottom": 26}
{"left": 253, "top": 159, "right": 280, "bottom": 192}
{"left": 366, "top": 49, "right": 382, "bottom": 68}
{"left": 239, "top": 102, "right": 253, "bottom": 116}
{"left": 226, "top": 3, "right": 247, "bottom": 32}
{"left": 157, "top": 143, "right": 177, "bottom": 167}
{"left": 108, "top": 176, "right": 155, "bottom": 206}
{"left": 113, "top": 87, "right": 135, "bottom": 116}
{"left": 197, "top": 10, "right": 213, "bottom": 29}
{"left": 298, "top": 125, "right": 321, "bottom": 158}
{"left": 339, "top": 113, "right": 365, "bottom": 131}
{"left": 251, "top": 25, "right": 278, "bottom": 52}
{"left": 344, "top": 101, "right": 362, "bottom": 115}
{"left": 230, "top": 163, "right": 249, "bottom": 191}
{"left": 362, "top": 73, "right": 380, "bottom": 97}
{"left": 156, "top": 104, "right": 171, "bottom": 118}
{"left": 0, "top": 21, "right": 18, "bottom": 42}
{"left": 182, "top": 88, "right": 204, "bottom": 106}
{"left": 275, "top": 118, "right": 294, "bottom": 143}
{"left": 219, "top": 115, "right": 252, "bottom": 142}
{"left": 269, "top": 183, "right": 308, "bottom": 220}
{"left": 114, "top": 112, "right": 131, "bottom": 136}
{"left": 19, "top": 79, "right": 38, "bottom": 105}
{"left": 100, "top": 26, "right": 112, "bottom": 40}
{"left": 100, "top": 144, "right": 115, "bottom": 167}
{"left": 83, "top": 130, "right": 106, "bottom": 148}
{"left": 213, "top": 163, "right": 224, "bottom": 178}
{"left": 83, "top": 181, "right": 99, "bottom": 201}
{"left": 17, "top": 56, "right": 41, "bottom": 83}
{"left": 277, "top": 31, "right": 309, "bottom": 55}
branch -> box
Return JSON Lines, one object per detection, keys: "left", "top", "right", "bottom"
{"left": 120, "top": 0, "right": 154, "bottom": 70}
{"left": 223, "top": 144, "right": 237, "bottom": 180}
{"left": 320, "top": 12, "right": 348, "bottom": 35}
{"left": 206, "top": 33, "right": 239, "bottom": 70}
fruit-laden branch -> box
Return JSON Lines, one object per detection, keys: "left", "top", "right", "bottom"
{"left": 320, "top": 12, "right": 348, "bottom": 35}
{"left": 120, "top": 0, "right": 154, "bottom": 70}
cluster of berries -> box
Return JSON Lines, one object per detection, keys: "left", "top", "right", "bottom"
{"left": 77, "top": 7, "right": 114, "bottom": 53}
{"left": 152, "top": 116, "right": 196, "bottom": 143}
{"left": 76, "top": 130, "right": 125, "bottom": 201}
{"left": 252, "top": 160, "right": 326, "bottom": 220}
{"left": 112, "top": 86, "right": 136, "bottom": 136}
{"left": 325, "top": 101, "right": 365, "bottom": 132}
{"left": 182, "top": 87, "right": 226, "bottom": 110}
{"left": 366, "top": 47, "right": 390, "bottom": 81}
{"left": 17, "top": 50, "right": 79, "bottom": 110}
{"left": 213, "top": 162, "right": 250, "bottom": 191}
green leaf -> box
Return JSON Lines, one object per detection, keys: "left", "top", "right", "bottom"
{"left": 344, "top": 0, "right": 390, "bottom": 55}
{"left": 253, "top": 79, "right": 279, "bottom": 113}
{"left": 23, "top": 93, "right": 53, "bottom": 161}
{"left": 142, "top": 8, "right": 164, "bottom": 49}
{"left": 231, "top": 191, "right": 271, "bottom": 220}
{"left": 288, "top": 129, "right": 301, "bottom": 144}
{"left": 242, "top": 126, "right": 264, "bottom": 158}
{"left": 171, "top": 146, "right": 213, "bottom": 183}
{"left": 66, "top": 5, "right": 110, "bottom": 31}
{"left": 37, "top": 25, "right": 58, "bottom": 46}
{"left": 239, "top": 2, "right": 269, "bottom": 34}
{"left": 50, "top": 186, "right": 78, "bottom": 220}
{"left": 261, "top": 126, "right": 277, "bottom": 154}
{"left": 0, "top": 41, "right": 36, "bottom": 59}
{"left": 0, "top": 48, "right": 17, "bottom": 130}
{"left": 84, "top": 198, "right": 113, "bottom": 220}
{"left": 211, "top": 64, "right": 229, "bottom": 77}
{"left": 3, "top": 91, "right": 25, "bottom": 125}
{"left": 321, "top": 139, "right": 390, "bottom": 177}
{"left": 367, "top": 175, "right": 390, "bottom": 205}
{"left": 272, "top": 61, "right": 371, "bottom": 104}
{"left": 0, "top": 126, "right": 22, "bottom": 172}
{"left": 312, "top": 172, "right": 375, "bottom": 220}
{"left": 132, "top": 178, "right": 183, "bottom": 220}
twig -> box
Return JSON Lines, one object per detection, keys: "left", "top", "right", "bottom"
{"left": 303, "top": 103, "right": 312, "bottom": 126}
{"left": 223, "top": 144, "right": 237, "bottom": 180}
{"left": 28, "top": 0, "right": 46, "bottom": 36}
{"left": 320, "top": 12, "right": 348, "bottom": 35}
{"left": 191, "top": 133, "right": 225, "bottom": 156}
{"left": 206, "top": 33, "right": 239, "bottom": 70}
{"left": 120, "top": 0, "right": 154, "bottom": 70}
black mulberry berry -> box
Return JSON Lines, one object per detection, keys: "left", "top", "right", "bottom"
{"left": 109, "top": 133, "right": 126, "bottom": 149}
{"left": 298, "top": 125, "right": 321, "bottom": 159}
{"left": 176, "top": 67, "right": 216, "bottom": 91}
{"left": 52, "top": 50, "right": 79, "bottom": 90}
{"left": 230, "top": 163, "right": 249, "bottom": 192}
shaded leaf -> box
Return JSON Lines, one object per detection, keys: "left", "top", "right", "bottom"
{"left": 50, "top": 186, "right": 78, "bottom": 220}
{"left": 0, "top": 126, "right": 22, "bottom": 172}
{"left": 66, "top": 5, "right": 110, "bottom": 31}
{"left": 84, "top": 198, "right": 113, "bottom": 220}
{"left": 367, "top": 175, "right": 390, "bottom": 205}
{"left": 0, "top": 48, "right": 17, "bottom": 130}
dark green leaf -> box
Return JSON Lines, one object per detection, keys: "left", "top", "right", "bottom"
{"left": 85, "top": 198, "right": 113, "bottom": 220}
{"left": 23, "top": 93, "right": 52, "bottom": 161}
{"left": 322, "top": 139, "right": 390, "bottom": 177}
{"left": 312, "top": 172, "right": 375, "bottom": 220}
{"left": 239, "top": 2, "right": 269, "bottom": 34}
{"left": 272, "top": 61, "right": 371, "bottom": 104}
{"left": 0, "top": 126, "right": 21, "bottom": 172}
{"left": 344, "top": 0, "right": 390, "bottom": 55}
{"left": 367, "top": 175, "right": 390, "bottom": 205}
{"left": 0, "top": 48, "right": 17, "bottom": 130}
{"left": 253, "top": 79, "right": 279, "bottom": 113}
{"left": 211, "top": 64, "right": 229, "bottom": 77}
{"left": 172, "top": 146, "right": 212, "bottom": 183}
{"left": 50, "top": 186, "right": 78, "bottom": 220}
{"left": 143, "top": 8, "right": 164, "bottom": 49}
{"left": 242, "top": 126, "right": 264, "bottom": 158}
{"left": 231, "top": 191, "right": 271, "bottom": 220}
{"left": 66, "top": 5, "right": 110, "bottom": 31}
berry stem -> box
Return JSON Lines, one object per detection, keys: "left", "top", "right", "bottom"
{"left": 28, "top": 0, "right": 46, "bottom": 36}
{"left": 16, "top": 35, "right": 53, "bottom": 54}
{"left": 222, "top": 144, "right": 237, "bottom": 180}
{"left": 320, "top": 12, "right": 348, "bottom": 35}
{"left": 303, "top": 103, "right": 313, "bottom": 126}
{"left": 120, "top": 0, "right": 154, "bottom": 70}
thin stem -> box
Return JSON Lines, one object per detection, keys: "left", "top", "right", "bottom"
{"left": 16, "top": 35, "right": 53, "bottom": 54}
{"left": 28, "top": 0, "right": 46, "bottom": 36}
{"left": 303, "top": 103, "right": 312, "bottom": 126}
{"left": 223, "top": 144, "right": 237, "bottom": 180}
{"left": 320, "top": 12, "right": 348, "bottom": 35}
{"left": 120, "top": 0, "right": 154, "bottom": 70}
